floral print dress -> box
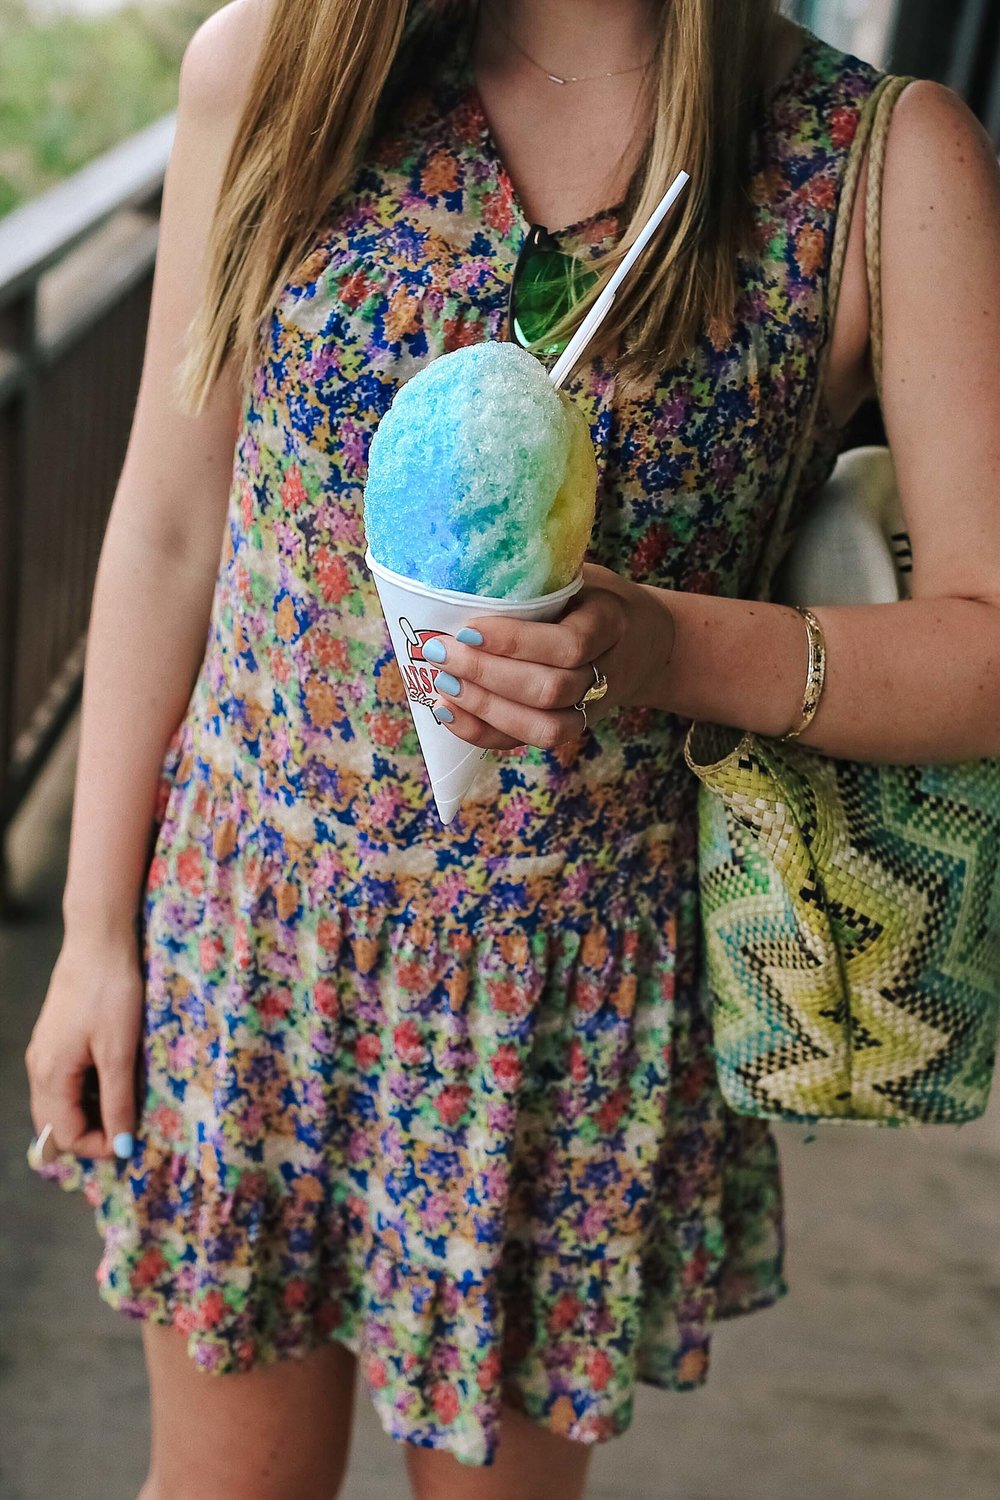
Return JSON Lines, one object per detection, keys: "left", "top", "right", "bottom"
{"left": 33, "top": 24, "right": 882, "bottom": 1469}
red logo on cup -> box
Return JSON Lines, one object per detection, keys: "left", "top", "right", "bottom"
{"left": 398, "top": 617, "right": 450, "bottom": 709}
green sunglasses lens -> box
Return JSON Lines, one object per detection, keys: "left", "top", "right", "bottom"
{"left": 511, "top": 246, "right": 599, "bottom": 355}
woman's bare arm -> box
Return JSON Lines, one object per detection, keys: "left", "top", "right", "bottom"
{"left": 27, "top": 0, "right": 272, "bottom": 1160}
{"left": 637, "top": 80, "right": 1000, "bottom": 761}
{"left": 61, "top": 0, "right": 271, "bottom": 940}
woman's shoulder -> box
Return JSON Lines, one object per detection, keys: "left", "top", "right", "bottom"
{"left": 766, "top": 20, "right": 887, "bottom": 147}
{"left": 773, "top": 23, "right": 994, "bottom": 200}
{"left": 759, "top": 21, "right": 888, "bottom": 201}
{"left": 178, "top": 0, "right": 274, "bottom": 121}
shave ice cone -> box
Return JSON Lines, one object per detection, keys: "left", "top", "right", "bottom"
{"left": 367, "top": 550, "right": 583, "bottom": 823}
{"left": 362, "top": 340, "right": 598, "bottom": 825}
{"left": 361, "top": 173, "right": 691, "bottom": 824}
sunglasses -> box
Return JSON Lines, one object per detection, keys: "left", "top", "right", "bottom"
{"left": 507, "top": 223, "right": 601, "bottom": 357}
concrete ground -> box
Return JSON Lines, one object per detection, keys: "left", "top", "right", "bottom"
{"left": 2, "top": 712, "right": 999, "bottom": 1500}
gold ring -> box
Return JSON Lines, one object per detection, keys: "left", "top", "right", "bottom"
{"left": 575, "top": 661, "right": 608, "bottom": 709}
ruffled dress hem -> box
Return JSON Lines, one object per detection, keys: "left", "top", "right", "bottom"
{"left": 33, "top": 1142, "right": 786, "bottom": 1467}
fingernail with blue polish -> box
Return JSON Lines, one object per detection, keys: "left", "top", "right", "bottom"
{"left": 456, "top": 628, "right": 484, "bottom": 647}
{"left": 433, "top": 704, "right": 455, "bottom": 724}
{"left": 112, "top": 1132, "right": 134, "bottom": 1160}
{"left": 435, "top": 671, "right": 461, "bottom": 697}
{"left": 423, "top": 637, "right": 447, "bottom": 663}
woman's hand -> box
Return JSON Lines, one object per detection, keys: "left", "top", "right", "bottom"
{"left": 25, "top": 927, "right": 144, "bottom": 1162}
{"left": 426, "top": 562, "right": 675, "bottom": 750}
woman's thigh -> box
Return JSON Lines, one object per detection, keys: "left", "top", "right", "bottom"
{"left": 404, "top": 1400, "right": 594, "bottom": 1500}
{"left": 139, "top": 1323, "right": 357, "bottom": 1500}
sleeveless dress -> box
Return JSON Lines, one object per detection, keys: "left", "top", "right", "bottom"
{"left": 33, "top": 27, "right": 883, "bottom": 1468}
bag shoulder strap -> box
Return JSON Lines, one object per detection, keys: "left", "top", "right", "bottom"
{"left": 863, "top": 73, "right": 914, "bottom": 402}
{"left": 752, "top": 70, "right": 916, "bottom": 601}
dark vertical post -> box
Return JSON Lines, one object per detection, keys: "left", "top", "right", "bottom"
{"left": 889, "top": 0, "right": 1000, "bottom": 143}
{"left": 888, "top": 0, "right": 960, "bottom": 76}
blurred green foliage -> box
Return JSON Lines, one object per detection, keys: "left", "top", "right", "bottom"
{"left": 0, "top": 0, "right": 220, "bottom": 217}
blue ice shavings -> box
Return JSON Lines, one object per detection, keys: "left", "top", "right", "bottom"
{"left": 363, "top": 340, "right": 569, "bottom": 600}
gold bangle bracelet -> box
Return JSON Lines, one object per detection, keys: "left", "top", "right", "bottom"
{"left": 780, "top": 606, "right": 827, "bottom": 742}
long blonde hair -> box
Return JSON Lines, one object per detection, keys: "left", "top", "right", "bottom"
{"left": 175, "top": 0, "right": 778, "bottom": 415}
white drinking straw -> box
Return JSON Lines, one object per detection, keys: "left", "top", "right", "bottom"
{"left": 548, "top": 168, "right": 691, "bottom": 389}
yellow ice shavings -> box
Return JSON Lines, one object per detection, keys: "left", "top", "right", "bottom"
{"left": 543, "top": 392, "right": 598, "bottom": 591}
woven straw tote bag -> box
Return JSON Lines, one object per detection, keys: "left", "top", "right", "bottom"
{"left": 684, "top": 74, "right": 1000, "bottom": 1128}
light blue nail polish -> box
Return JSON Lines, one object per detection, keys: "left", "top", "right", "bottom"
{"left": 435, "top": 671, "right": 461, "bottom": 696}
{"left": 423, "top": 637, "right": 447, "bottom": 663}
{"left": 433, "top": 704, "right": 455, "bottom": 724}
{"left": 456, "top": 627, "right": 484, "bottom": 646}
{"left": 112, "top": 1132, "right": 134, "bottom": 1160}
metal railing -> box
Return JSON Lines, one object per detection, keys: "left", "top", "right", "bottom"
{"left": 0, "top": 114, "right": 175, "bottom": 911}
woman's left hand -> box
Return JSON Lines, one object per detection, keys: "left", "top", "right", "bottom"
{"left": 426, "top": 562, "right": 675, "bottom": 750}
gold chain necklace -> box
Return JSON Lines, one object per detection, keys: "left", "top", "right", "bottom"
{"left": 486, "top": 2, "right": 657, "bottom": 86}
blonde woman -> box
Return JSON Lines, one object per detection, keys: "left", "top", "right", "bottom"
{"left": 25, "top": 1, "right": 1000, "bottom": 1497}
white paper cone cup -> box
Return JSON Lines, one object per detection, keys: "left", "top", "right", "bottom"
{"left": 366, "top": 548, "right": 583, "bottom": 824}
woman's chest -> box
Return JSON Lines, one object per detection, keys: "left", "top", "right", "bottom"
{"left": 255, "top": 103, "right": 830, "bottom": 597}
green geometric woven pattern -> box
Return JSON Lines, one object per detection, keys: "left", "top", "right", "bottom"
{"left": 686, "top": 725, "right": 1000, "bottom": 1127}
